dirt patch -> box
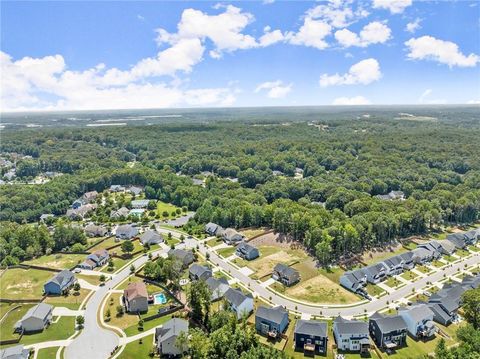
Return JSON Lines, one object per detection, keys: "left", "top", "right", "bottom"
{"left": 361, "top": 243, "right": 408, "bottom": 265}
{"left": 250, "top": 250, "right": 300, "bottom": 278}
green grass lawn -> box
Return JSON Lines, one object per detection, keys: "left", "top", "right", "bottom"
{"left": 468, "top": 245, "right": 480, "bottom": 252}
{"left": 20, "top": 316, "right": 76, "bottom": 345}
{"left": 431, "top": 260, "right": 445, "bottom": 268}
{"left": 217, "top": 246, "right": 236, "bottom": 258}
{"left": 37, "top": 346, "right": 60, "bottom": 359}
{"left": 23, "top": 254, "right": 85, "bottom": 270}
{"left": 100, "top": 257, "right": 130, "bottom": 273}
{"left": 118, "top": 334, "right": 155, "bottom": 359}
{"left": 123, "top": 314, "right": 173, "bottom": 337}
{"left": 416, "top": 265, "right": 431, "bottom": 274}
{"left": 206, "top": 237, "right": 223, "bottom": 247}
{"left": 87, "top": 236, "right": 119, "bottom": 252}
{"left": 443, "top": 255, "right": 456, "bottom": 263}
{"left": 365, "top": 283, "right": 386, "bottom": 297}
{"left": 44, "top": 288, "right": 91, "bottom": 310}
{"left": 401, "top": 270, "right": 418, "bottom": 281}
{"left": 385, "top": 277, "right": 402, "bottom": 288}
{"left": 76, "top": 274, "right": 101, "bottom": 286}
{"left": 103, "top": 293, "right": 138, "bottom": 330}
{"left": 0, "top": 268, "right": 52, "bottom": 299}
{"left": 455, "top": 249, "right": 470, "bottom": 257}
{"left": 0, "top": 304, "right": 34, "bottom": 341}
{"left": 156, "top": 201, "right": 182, "bottom": 220}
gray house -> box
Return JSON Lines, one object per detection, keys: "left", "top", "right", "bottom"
{"left": 131, "top": 199, "right": 150, "bottom": 209}
{"left": 294, "top": 319, "right": 328, "bottom": 354}
{"left": 235, "top": 242, "right": 259, "bottom": 260}
{"left": 340, "top": 269, "right": 368, "bottom": 297}
{"left": 84, "top": 224, "right": 108, "bottom": 237}
{"left": 224, "top": 287, "right": 254, "bottom": 319}
{"left": 417, "top": 241, "right": 443, "bottom": 260}
{"left": 205, "top": 222, "right": 223, "bottom": 236}
{"left": 189, "top": 264, "right": 212, "bottom": 281}
{"left": 44, "top": 270, "right": 76, "bottom": 295}
{"left": 139, "top": 230, "right": 163, "bottom": 246}
{"left": 15, "top": 303, "right": 53, "bottom": 333}
{"left": 123, "top": 282, "right": 149, "bottom": 313}
{"left": 411, "top": 247, "right": 435, "bottom": 264}
{"left": 272, "top": 263, "right": 300, "bottom": 286}
{"left": 369, "top": 312, "right": 407, "bottom": 350}
{"left": 0, "top": 344, "right": 30, "bottom": 359}
{"left": 399, "top": 252, "right": 415, "bottom": 270}
{"left": 206, "top": 277, "right": 230, "bottom": 301}
{"left": 398, "top": 304, "right": 436, "bottom": 339}
{"left": 463, "top": 228, "right": 479, "bottom": 245}
{"left": 155, "top": 318, "right": 189, "bottom": 356}
{"left": 168, "top": 249, "right": 195, "bottom": 268}
{"left": 222, "top": 228, "right": 244, "bottom": 244}
{"left": 110, "top": 207, "right": 129, "bottom": 219}
{"left": 255, "top": 306, "right": 289, "bottom": 338}
{"left": 437, "top": 240, "right": 456, "bottom": 255}
{"left": 446, "top": 234, "right": 467, "bottom": 249}
{"left": 363, "top": 263, "right": 388, "bottom": 284}
{"left": 79, "top": 249, "right": 109, "bottom": 270}
{"left": 115, "top": 224, "right": 139, "bottom": 240}
{"left": 382, "top": 256, "right": 404, "bottom": 276}
{"left": 333, "top": 316, "right": 370, "bottom": 353}
{"left": 428, "top": 283, "right": 466, "bottom": 325}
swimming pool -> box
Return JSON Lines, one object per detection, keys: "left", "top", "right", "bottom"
{"left": 154, "top": 293, "right": 167, "bottom": 305}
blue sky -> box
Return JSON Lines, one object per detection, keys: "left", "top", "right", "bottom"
{"left": 1, "top": 0, "right": 479, "bottom": 111}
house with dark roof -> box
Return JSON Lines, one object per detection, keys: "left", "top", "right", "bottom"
{"left": 131, "top": 199, "right": 150, "bottom": 209}
{"left": 110, "top": 207, "right": 130, "bottom": 219}
{"left": 255, "top": 306, "right": 289, "bottom": 338}
{"left": 206, "top": 277, "right": 230, "bottom": 301}
{"left": 340, "top": 269, "right": 368, "bottom": 297}
{"left": 224, "top": 287, "right": 254, "bottom": 319}
{"left": 0, "top": 344, "right": 30, "bottom": 359}
{"left": 14, "top": 303, "right": 53, "bottom": 333}
{"left": 398, "top": 304, "right": 436, "bottom": 339}
{"left": 417, "top": 241, "right": 443, "bottom": 259}
{"left": 382, "top": 256, "right": 404, "bottom": 276}
{"left": 427, "top": 283, "right": 466, "bottom": 325}
{"left": 189, "top": 264, "right": 212, "bottom": 281}
{"left": 363, "top": 263, "right": 388, "bottom": 284}
{"left": 369, "top": 312, "right": 407, "bottom": 350}
{"left": 109, "top": 185, "right": 125, "bottom": 192}
{"left": 205, "top": 222, "right": 223, "bottom": 236}
{"left": 333, "top": 316, "right": 370, "bottom": 353}
{"left": 221, "top": 228, "right": 244, "bottom": 244}
{"left": 115, "top": 224, "right": 139, "bottom": 240}
{"left": 84, "top": 224, "right": 108, "bottom": 237}
{"left": 139, "top": 230, "right": 163, "bottom": 246}
{"left": 436, "top": 240, "right": 456, "bottom": 255}
{"left": 128, "top": 186, "right": 143, "bottom": 196}
{"left": 235, "top": 242, "right": 259, "bottom": 260}
{"left": 123, "top": 282, "right": 148, "bottom": 313}
{"left": 462, "top": 274, "right": 480, "bottom": 289}
{"left": 294, "top": 319, "right": 328, "bottom": 354}
{"left": 168, "top": 249, "right": 195, "bottom": 268}
{"left": 44, "top": 270, "right": 76, "bottom": 295}
{"left": 411, "top": 247, "right": 435, "bottom": 264}
{"left": 79, "top": 249, "right": 110, "bottom": 270}
{"left": 272, "top": 263, "right": 300, "bottom": 286}
{"left": 463, "top": 228, "right": 479, "bottom": 245}
{"left": 155, "top": 318, "right": 188, "bottom": 356}
{"left": 446, "top": 234, "right": 467, "bottom": 249}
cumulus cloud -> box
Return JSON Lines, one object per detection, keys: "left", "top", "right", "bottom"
{"left": 335, "top": 21, "right": 391, "bottom": 47}
{"left": 306, "top": 0, "right": 369, "bottom": 29}
{"left": 320, "top": 58, "right": 381, "bottom": 87}
{"left": 255, "top": 80, "right": 292, "bottom": 98}
{"left": 332, "top": 96, "right": 371, "bottom": 105}
{"left": 259, "top": 26, "right": 285, "bottom": 47}
{"left": 372, "top": 0, "right": 412, "bottom": 14}
{"left": 286, "top": 17, "right": 332, "bottom": 50}
{"left": 405, "top": 18, "right": 421, "bottom": 33}
{"left": 405, "top": 36, "right": 479, "bottom": 67}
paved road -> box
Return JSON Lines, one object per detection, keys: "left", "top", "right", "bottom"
{"left": 65, "top": 247, "right": 167, "bottom": 359}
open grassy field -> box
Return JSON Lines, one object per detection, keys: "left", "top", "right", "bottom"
{"left": 156, "top": 201, "right": 182, "bottom": 219}
{"left": 20, "top": 316, "right": 75, "bottom": 345}
{"left": 118, "top": 334, "right": 154, "bottom": 358}
{"left": 44, "top": 288, "right": 91, "bottom": 310}
{"left": 23, "top": 253, "right": 85, "bottom": 270}
{"left": 239, "top": 228, "right": 268, "bottom": 239}
{"left": 217, "top": 246, "right": 236, "bottom": 258}
{"left": 0, "top": 268, "right": 52, "bottom": 299}
{"left": 37, "top": 347, "right": 60, "bottom": 359}
{"left": 0, "top": 304, "right": 34, "bottom": 341}
{"left": 87, "top": 236, "right": 119, "bottom": 252}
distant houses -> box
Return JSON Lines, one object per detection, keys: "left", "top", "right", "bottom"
{"left": 189, "top": 264, "right": 212, "bottom": 281}
{"left": 115, "top": 224, "right": 139, "bottom": 240}
{"left": 14, "top": 303, "right": 53, "bottom": 333}
{"left": 369, "top": 312, "right": 407, "bottom": 350}
{"left": 235, "top": 242, "right": 259, "bottom": 260}
{"left": 168, "top": 249, "right": 195, "bottom": 268}
{"left": 123, "top": 282, "right": 148, "bottom": 313}
{"left": 333, "top": 316, "right": 370, "bottom": 353}
{"left": 294, "top": 319, "right": 328, "bottom": 355}
{"left": 44, "top": 270, "right": 76, "bottom": 295}
{"left": 155, "top": 318, "right": 189, "bottom": 356}
{"left": 224, "top": 287, "right": 254, "bottom": 319}
{"left": 110, "top": 207, "right": 129, "bottom": 219}
{"left": 66, "top": 204, "right": 96, "bottom": 220}
{"left": 84, "top": 224, "right": 108, "bottom": 237}
{"left": 375, "top": 191, "right": 405, "bottom": 201}
{"left": 79, "top": 249, "right": 109, "bottom": 270}
{"left": 255, "top": 305, "right": 289, "bottom": 338}
{"left": 272, "top": 263, "right": 300, "bottom": 287}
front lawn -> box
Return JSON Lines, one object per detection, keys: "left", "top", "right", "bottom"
{"left": 0, "top": 268, "right": 52, "bottom": 299}
{"left": 401, "top": 271, "right": 418, "bottom": 281}
{"left": 37, "top": 347, "right": 60, "bottom": 359}
{"left": 103, "top": 293, "right": 138, "bottom": 330}
{"left": 385, "top": 277, "right": 402, "bottom": 288}
{"left": 76, "top": 274, "right": 101, "bottom": 286}
{"left": 206, "top": 237, "right": 223, "bottom": 247}
{"left": 118, "top": 334, "right": 154, "bottom": 359}
{"left": 431, "top": 260, "right": 445, "bottom": 268}
{"left": 87, "top": 236, "right": 119, "bottom": 252}
{"left": 23, "top": 254, "right": 85, "bottom": 270}
{"left": 99, "top": 257, "right": 130, "bottom": 273}
{"left": 44, "top": 288, "right": 91, "bottom": 310}
{"left": 217, "top": 246, "right": 236, "bottom": 258}
{"left": 20, "top": 316, "right": 76, "bottom": 345}
{"left": 468, "top": 245, "right": 479, "bottom": 252}
{"left": 455, "top": 249, "right": 470, "bottom": 257}
{"left": 416, "top": 265, "right": 431, "bottom": 274}
{"left": 365, "top": 283, "right": 386, "bottom": 297}
{"left": 123, "top": 314, "right": 173, "bottom": 337}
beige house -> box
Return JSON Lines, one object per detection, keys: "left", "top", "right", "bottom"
{"left": 123, "top": 282, "right": 148, "bottom": 313}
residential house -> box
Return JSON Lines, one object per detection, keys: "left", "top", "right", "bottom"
{"left": 168, "top": 249, "right": 195, "bottom": 268}
{"left": 399, "top": 252, "right": 415, "bottom": 270}
{"left": 66, "top": 204, "right": 96, "bottom": 220}
{"left": 155, "top": 318, "right": 189, "bottom": 356}
{"left": 221, "top": 228, "right": 244, "bottom": 244}
{"left": 79, "top": 249, "right": 109, "bottom": 270}
{"left": 71, "top": 199, "right": 84, "bottom": 209}
{"left": 44, "top": 270, "right": 76, "bottom": 295}
{"left": 224, "top": 287, "right": 254, "bottom": 319}
{"left": 363, "top": 263, "right": 388, "bottom": 284}
{"left": 272, "top": 263, "right": 300, "bottom": 287}
{"left": 462, "top": 274, "right": 480, "bottom": 289}
{"left": 82, "top": 191, "right": 98, "bottom": 203}
{"left": 333, "top": 316, "right": 370, "bottom": 353}
{"left": 411, "top": 247, "right": 435, "bottom": 264}
{"left": 375, "top": 191, "right": 405, "bottom": 201}
{"left": 206, "top": 277, "right": 230, "bottom": 301}
{"left": 131, "top": 199, "right": 150, "bottom": 209}
{"left": 189, "top": 264, "right": 212, "bottom": 281}
{"left": 437, "top": 240, "right": 456, "bottom": 255}
{"left": 340, "top": 269, "right": 368, "bottom": 297}
{"left": 84, "top": 224, "right": 108, "bottom": 237}
{"left": 464, "top": 228, "right": 479, "bottom": 245}
{"left": 139, "top": 230, "right": 163, "bottom": 246}
{"left": 294, "top": 319, "right": 328, "bottom": 354}
{"left": 235, "top": 242, "right": 259, "bottom": 260}
{"left": 0, "top": 344, "right": 30, "bottom": 359}
{"left": 14, "top": 303, "right": 53, "bottom": 333}
{"left": 109, "top": 185, "right": 125, "bottom": 192}
{"left": 115, "top": 224, "right": 139, "bottom": 240}
{"left": 446, "top": 234, "right": 467, "bottom": 249}
{"left": 123, "top": 282, "right": 148, "bottom": 313}
{"left": 110, "top": 207, "right": 129, "bottom": 219}
{"left": 205, "top": 222, "right": 223, "bottom": 236}
{"left": 418, "top": 241, "right": 443, "bottom": 258}
{"left": 382, "top": 256, "right": 404, "bottom": 276}
{"left": 369, "top": 312, "right": 407, "bottom": 350}
{"left": 128, "top": 209, "right": 145, "bottom": 217}
{"left": 255, "top": 306, "right": 289, "bottom": 338}
{"left": 428, "top": 283, "right": 465, "bottom": 325}
{"left": 39, "top": 214, "right": 54, "bottom": 223}
{"left": 128, "top": 186, "right": 143, "bottom": 196}
{"left": 398, "top": 304, "right": 436, "bottom": 339}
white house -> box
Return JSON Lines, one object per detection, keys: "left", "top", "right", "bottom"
{"left": 333, "top": 316, "right": 370, "bottom": 353}
{"left": 224, "top": 287, "right": 254, "bottom": 319}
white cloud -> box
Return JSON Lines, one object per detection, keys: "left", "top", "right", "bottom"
{"left": 259, "top": 26, "right": 285, "bottom": 47}
{"left": 418, "top": 89, "right": 446, "bottom": 104}
{"left": 332, "top": 96, "right": 371, "bottom": 105}
{"left": 405, "top": 18, "right": 421, "bottom": 33}
{"left": 286, "top": 17, "right": 332, "bottom": 49}
{"left": 335, "top": 21, "right": 391, "bottom": 47}
{"left": 320, "top": 58, "right": 381, "bottom": 87}
{"left": 306, "top": 0, "right": 368, "bottom": 29}
{"left": 405, "top": 36, "right": 479, "bottom": 67}
{"left": 372, "top": 0, "right": 412, "bottom": 14}
{"left": 255, "top": 80, "right": 292, "bottom": 98}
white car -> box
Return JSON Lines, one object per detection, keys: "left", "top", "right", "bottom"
{"left": 73, "top": 268, "right": 81, "bottom": 273}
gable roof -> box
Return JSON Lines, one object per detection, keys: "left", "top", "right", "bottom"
{"left": 189, "top": 264, "right": 211, "bottom": 278}
{"left": 370, "top": 312, "right": 407, "bottom": 333}
{"left": 295, "top": 319, "right": 327, "bottom": 337}
{"left": 399, "top": 304, "right": 434, "bottom": 322}
{"left": 46, "top": 270, "right": 75, "bottom": 289}
{"left": 0, "top": 344, "right": 29, "bottom": 359}
{"left": 139, "top": 230, "right": 163, "bottom": 244}
{"left": 156, "top": 318, "right": 188, "bottom": 343}
{"left": 19, "top": 303, "right": 52, "bottom": 322}
{"left": 256, "top": 306, "right": 288, "bottom": 325}
{"left": 206, "top": 277, "right": 229, "bottom": 293}
{"left": 236, "top": 242, "right": 258, "bottom": 254}
{"left": 168, "top": 248, "right": 194, "bottom": 263}
{"left": 222, "top": 228, "right": 243, "bottom": 241}
{"left": 334, "top": 316, "right": 368, "bottom": 335}
{"left": 225, "top": 287, "right": 251, "bottom": 307}
{"left": 131, "top": 199, "right": 150, "bottom": 208}
{"left": 273, "top": 263, "right": 300, "bottom": 279}
{"left": 116, "top": 224, "right": 138, "bottom": 237}
{"left": 124, "top": 282, "right": 148, "bottom": 301}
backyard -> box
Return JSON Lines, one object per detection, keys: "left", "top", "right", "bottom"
{"left": 156, "top": 201, "right": 182, "bottom": 219}
{"left": 87, "top": 236, "right": 119, "bottom": 252}
{"left": 44, "top": 288, "right": 92, "bottom": 310}
{"left": 0, "top": 268, "right": 52, "bottom": 299}
{"left": 0, "top": 304, "right": 34, "bottom": 341}
{"left": 20, "top": 316, "right": 76, "bottom": 345}
{"left": 23, "top": 253, "right": 85, "bottom": 270}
